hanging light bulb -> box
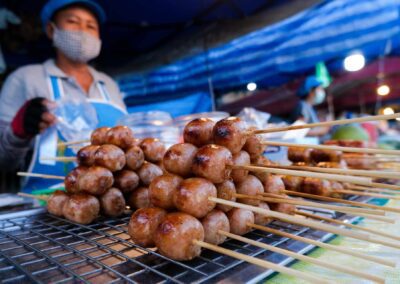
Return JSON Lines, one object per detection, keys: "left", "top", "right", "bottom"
{"left": 377, "top": 84, "right": 390, "bottom": 96}
{"left": 382, "top": 107, "right": 394, "bottom": 115}
{"left": 344, "top": 53, "right": 365, "bottom": 72}
{"left": 247, "top": 82, "right": 257, "bottom": 91}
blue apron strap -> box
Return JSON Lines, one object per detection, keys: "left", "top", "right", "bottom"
{"left": 97, "top": 81, "right": 111, "bottom": 102}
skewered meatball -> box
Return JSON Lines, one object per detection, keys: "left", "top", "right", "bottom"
{"left": 243, "top": 134, "right": 265, "bottom": 162}
{"left": 173, "top": 178, "right": 217, "bottom": 218}
{"left": 77, "top": 145, "right": 99, "bottom": 166}
{"left": 149, "top": 174, "right": 182, "bottom": 210}
{"left": 227, "top": 208, "right": 254, "bottom": 235}
{"left": 330, "top": 181, "right": 344, "bottom": 198}
{"left": 100, "top": 187, "right": 126, "bottom": 217}
{"left": 261, "top": 174, "right": 285, "bottom": 195}
{"left": 138, "top": 162, "right": 163, "bottom": 186}
{"left": 154, "top": 212, "right": 204, "bottom": 261}
{"left": 94, "top": 144, "right": 126, "bottom": 172}
{"left": 235, "top": 175, "right": 263, "bottom": 206}
{"left": 253, "top": 156, "right": 274, "bottom": 181}
{"left": 268, "top": 199, "right": 296, "bottom": 215}
{"left": 105, "top": 126, "right": 135, "bottom": 149}
{"left": 163, "top": 143, "right": 197, "bottom": 177}
{"left": 287, "top": 147, "right": 312, "bottom": 163}
{"left": 140, "top": 138, "right": 166, "bottom": 163}
{"left": 192, "top": 144, "right": 233, "bottom": 183}
{"left": 201, "top": 210, "right": 230, "bottom": 245}
{"left": 125, "top": 146, "right": 145, "bottom": 171}
{"left": 77, "top": 166, "right": 114, "bottom": 196}
{"left": 47, "top": 190, "right": 69, "bottom": 217}
{"left": 343, "top": 154, "right": 374, "bottom": 170}
{"left": 213, "top": 117, "right": 247, "bottom": 154}
{"left": 90, "top": 127, "right": 110, "bottom": 145}
{"left": 128, "top": 187, "right": 151, "bottom": 209}
{"left": 317, "top": 161, "right": 348, "bottom": 169}
{"left": 63, "top": 193, "right": 100, "bottom": 224}
{"left": 282, "top": 175, "right": 304, "bottom": 192}
{"left": 113, "top": 170, "right": 139, "bottom": 194}
{"left": 231, "top": 151, "right": 250, "bottom": 183}
{"left": 65, "top": 166, "right": 88, "bottom": 194}
{"left": 254, "top": 202, "right": 273, "bottom": 225}
{"left": 128, "top": 207, "right": 167, "bottom": 247}
{"left": 301, "top": 177, "right": 332, "bottom": 197}
{"left": 216, "top": 180, "right": 236, "bottom": 212}
{"left": 183, "top": 118, "right": 215, "bottom": 147}
{"left": 310, "top": 149, "right": 342, "bottom": 163}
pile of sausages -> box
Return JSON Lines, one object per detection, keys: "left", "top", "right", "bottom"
{"left": 127, "top": 117, "right": 296, "bottom": 261}
{"left": 47, "top": 125, "right": 167, "bottom": 224}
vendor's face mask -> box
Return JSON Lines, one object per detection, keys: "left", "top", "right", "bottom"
{"left": 52, "top": 23, "right": 102, "bottom": 63}
{"left": 313, "top": 88, "right": 326, "bottom": 105}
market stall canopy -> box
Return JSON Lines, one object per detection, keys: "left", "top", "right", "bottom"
{"left": 118, "top": 0, "right": 400, "bottom": 104}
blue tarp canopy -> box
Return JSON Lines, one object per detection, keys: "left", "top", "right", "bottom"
{"left": 119, "top": 0, "right": 400, "bottom": 104}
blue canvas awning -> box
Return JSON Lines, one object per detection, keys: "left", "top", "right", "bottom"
{"left": 119, "top": 0, "right": 400, "bottom": 102}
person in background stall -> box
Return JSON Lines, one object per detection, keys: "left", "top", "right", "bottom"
{"left": 0, "top": 0, "right": 127, "bottom": 192}
{"left": 289, "top": 75, "right": 330, "bottom": 137}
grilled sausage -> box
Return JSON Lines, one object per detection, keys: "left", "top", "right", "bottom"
{"left": 227, "top": 208, "right": 254, "bottom": 235}
{"left": 125, "top": 146, "right": 145, "bottom": 171}
{"left": 138, "top": 162, "right": 164, "bottom": 186}
{"left": 65, "top": 166, "right": 88, "bottom": 194}
{"left": 215, "top": 180, "right": 236, "bottom": 212}
{"left": 192, "top": 144, "right": 233, "bottom": 183}
{"left": 243, "top": 134, "right": 265, "bottom": 162}
{"left": 310, "top": 149, "right": 342, "bottom": 163}
{"left": 77, "top": 145, "right": 99, "bottom": 166}
{"left": 231, "top": 150, "right": 250, "bottom": 183}
{"left": 183, "top": 118, "right": 215, "bottom": 147}
{"left": 235, "top": 174, "right": 263, "bottom": 206}
{"left": 100, "top": 187, "right": 126, "bottom": 217}
{"left": 163, "top": 143, "right": 197, "bottom": 177}
{"left": 261, "top": 174, "right": 285, "bottom": 195}
{"left": 128, "top": 207, "right": 167, "bottom": 247}
{"left": 149, "top": 174, "right": 182, "bottom": 210}
{"left": 140, "top": 138, "right": 166, "bottom": 163}
{"left": 90, "top": 127, "right": 110, "bottom": 145}
{"left": 128, "top": 187, "right": 151, "bottom": 209}
{"left": 63, "top": 193, "right": 100, "bottom": 224}
{"left": 268, "top": 199, "right": 296, "bottom": 215}
{"left": 213, "top": 117, "right": 247, "bottom": 154}
{"left": 282, "top": 175, "right": 304, "bottom": 192}
{"left": 105, "top": 126, "right": 135, "bottom": 149}
{"left": 94, "top": 144, "right": 126, "bottom": 172}
{"left": 173, "top": 177, "right": 217, "bottom": 218}
{"left": 77, "top": 166, "right": 114, "bottom": 196}
{"left": 113, "top": 170, "right": 139, "bottom": 194}
{"left": 254, "top": 202, "right": 273, "bottom": 225}
{"left": 47, "top": 190, "right": 69, "bottom": 217}
{"left": 301, "top": 177, "right": 332, "bottom": 197}
{"left": 287, "top": 147, "right": 312, "bottom": 163}
{"left": 201, "top": 209, "right": 230, "bottom": 245}
{"left": 154, "top": 212, "right": 204, "bottom": 261}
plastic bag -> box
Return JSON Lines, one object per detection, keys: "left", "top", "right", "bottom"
{"left": 236, "top": 107, "right": 271, "bottom": 129}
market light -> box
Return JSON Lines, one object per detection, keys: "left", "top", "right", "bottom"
{"left": 247, "top": 82, "right": 257, "bottom": 91}
{"left": 344, "top": 53, "right": 365, "bottom": 72}
{"left": 383, "top": 107, "right": 395, "bottom": 115}
{"left": 377, "top": 84, "right": 390, "bottom": 96}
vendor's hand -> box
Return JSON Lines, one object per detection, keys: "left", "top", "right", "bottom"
{"left": 11, "top": 97, "right": 57, "bottom": 139}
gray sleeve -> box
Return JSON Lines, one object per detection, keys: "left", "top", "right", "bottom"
{"left": 0, "top": 121, "right": 32, "bottom": 171}
{"left": 0, "top": 69, "right": 33, "bottom": 170}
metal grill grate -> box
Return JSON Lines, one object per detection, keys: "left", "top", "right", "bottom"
{"left": 0, "top": 197, "right": 368, "bottom": 284}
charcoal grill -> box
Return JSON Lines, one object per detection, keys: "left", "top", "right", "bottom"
{"left": 0, "top": 197, "right": 373, "bottom": 284}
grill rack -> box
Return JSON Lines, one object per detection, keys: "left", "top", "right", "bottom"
{"left": 0, "top": 198, "right": 368, "bottom": 284}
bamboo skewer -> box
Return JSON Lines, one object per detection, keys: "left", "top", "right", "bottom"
{"left": 347, "top": 185, "right": 400, "bottom": 195}
{"left": 219, "top": 230, "right": 385, "bottom": 283}
{"left": 194, "top": 240, "right": 328, "bottom": 284}
{"left": 252, "top": 113, "right": 400, "bottom": 134}
{"left": 236, "top": 193, "right": 386, "bottom": 216}
{"left": 263, "top": 164, "right": 400, "bottom": 180}
{"left": 370, "top": 182, "right": 400, "bottom": 191}
{"left": 335, "top": 189, "right": 400, "bottom": 200}
{"left": 296, "top": 211, "right": 400, "bottom": 242}
{"left": 18, "top": 192, "right": 49, "bottom": 201}
{"left": 17, "top": 172, "right": 65, "bottom": 180}
{"left": 57, "top": 140, "right": 90, "bottom": 147}
{"left": 262, "top": 140, "right": 400, "bottom": 156}
{"left": 282, "top": 190, "right": 400, "bottom": 214}
{"left": 41, "top": 156, "right": 77, "bottom": 162}
{"left": 248, "top": 224, "right": 396, "bottom": 268}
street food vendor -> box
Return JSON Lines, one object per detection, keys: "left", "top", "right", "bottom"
{"left": 0, "top": 0, "right": 127, "bottom": 192}
{"left": 290, "top": 75, "right": 330, "bottom": 137}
